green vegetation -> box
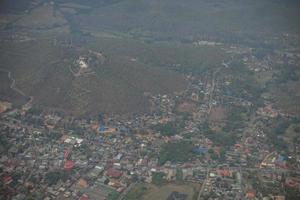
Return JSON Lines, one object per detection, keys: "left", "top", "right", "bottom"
{"left": 107, "top": 190, "right": 120, "bottom": 200}
{"left": 274, "top": 119, "right": 290, "bottom": 135}
{"left": 212, "top": 133, "right": 238, "bottom": 147}
{"left": 201, "top": 107, "right": 242, "bottom": 148}
{"left": 159, "top": 141, "right": 194, "bottom": 165}
{"left": 87, "top": 36, "right": 227, "bottom": 75}
{"left": 124, "top": 184, "right": 148, "bottom": 200}
{"left": 152, "top": 172, "right": 166, "bottom": 186}
{"left": 26, "top": 106, "right": 43, "bottom": 116}
{"left": 176, "top": 168, "right": 183, "bottom": 182}
{"left": 223, "top": 60, "right": 264, "bottom": 106}
{"left": 47, "top": 131, "right": 63, "bottom": 141}
{"left": 0, "top": 136, "right": 9, "bottom": 153}
{"left": 274, "top": 64, "right": 300, "bottom": 84}
{"left": 223, "top": 106, "right": 249, "bottom": 132}
{"left": 0, "top": 37, "right": 188, "bottom": 116}
{"left": 72, "top": 0, "right": 300, "bottom": 46}
{"left": 45, "top": 170, "right": 69, "bottom": 186}
{"left": 294, "top": 126, "right": 300, "bottom": 133}
{"left": 152, "top": 122, "right": 180, "bottom": 136}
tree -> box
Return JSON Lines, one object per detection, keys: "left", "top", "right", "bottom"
{"left": 176, "top": 169, "right": 183, "bottom": 182}
{"left": 159, "top": 141, "right": 195, "bottom": 165}
{"left": 152, "top": 172, "right": 165, "bottom": 186}
{"left": 153, "top": 122, "right": 179, "bottom": 136}
{"left": 45, "top": 171, "right": 69, "bottom": 186}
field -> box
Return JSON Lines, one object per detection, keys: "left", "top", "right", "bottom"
{"left": 209, "top": 106, "right": 226, "bottom": 122}
{"left": 125, "top": 183, "right": 200, "bottom": 200}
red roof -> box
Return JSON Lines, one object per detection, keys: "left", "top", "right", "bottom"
{"left": 79, "top": 194, "right": 89, "bottom": 200}
{"left": 244, "top": 149, "right": 251, "bottom": 155}
{"left": 64, "top": 160, "right": 74, "bottom": 170}
{"left": 106, "top": 168, "right": 122, "bottom": 179}
{"left": 285, "top": 178, "right": 297, "bottom": 187}
{"left": 218, "top": 169, "right": 230, "bottom": 177}
{"left": 64, "top": 150, "right": 70, "bottom": 159}
{"left": 2, "top": 175, "right": 12, "bottom": 185}
{"left": 214, "top": 147, "right": 221, "bottom": 157}
{"left": 246, "top": 191, "right": 255, "bottom": 199}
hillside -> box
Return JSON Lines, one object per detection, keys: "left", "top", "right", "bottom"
{"left": 0, "top": 38, "right": 188, "bottom": 115}
{"left": 0, "top": 0, "right": 299, "bottom": 116}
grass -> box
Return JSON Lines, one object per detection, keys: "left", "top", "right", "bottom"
{"left": 125, "top": 183, "right": 199, "bottom": 200}
{"left": 124, "top": 184, "right": 148, "bottom": 200}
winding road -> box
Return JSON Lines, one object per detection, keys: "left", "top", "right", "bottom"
{"left": 0, "top": 68, "right": 33, "bottom": 107}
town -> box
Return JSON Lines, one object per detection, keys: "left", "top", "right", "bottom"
{"left": 1, "top": 41, "right": 300, "bottom": 200}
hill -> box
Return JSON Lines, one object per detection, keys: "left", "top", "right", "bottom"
{"left": 0, "top": 38, "right": 189, "bottom": 116}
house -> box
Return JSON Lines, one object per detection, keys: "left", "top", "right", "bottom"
{"left": 64, "top": 160, "right": 74, "bottom": 170}
{"left": 77, "top": 178, "right": 88, "bottom": 188}
{"left": 2, "top": 175, "right": 13, "bottom": 185}
{"left": 79, "top": 194, "right": 89, "bottom": 200}
{"left": 106, "top": 168, "right": 123, "bottom": 179}
{"left": 246, "top": 191, "right": 255, "bottom": 199}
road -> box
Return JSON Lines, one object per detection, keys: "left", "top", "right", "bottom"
{"left": 0, "top": 68, "right": 33, "bottom": 108}
{"left": 196, "top": 165, "right": 296, "bottom": 200}
{"left": 197, "top": 168, "right": 210, "bottom": 200}
{"left": 0, "top": 68, "right": 26, "bottom": 97}
{"left": 207, "top": 67, "right": 222, "bottom": 115}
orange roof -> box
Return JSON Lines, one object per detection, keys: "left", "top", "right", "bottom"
{"left": 77, "top": 178, "right": 88, "bottom": 188}
{"left": 159, "top": 117, "right": 169, "bottom": 124}
{"left": 0, "top": 105, "right": 7, "bottom": 113}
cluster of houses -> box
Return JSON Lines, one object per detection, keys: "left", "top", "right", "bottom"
{"left": 1, "top": 48, "right": 300, "bottom": 200}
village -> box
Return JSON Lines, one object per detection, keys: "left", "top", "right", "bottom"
{"left": 1, "top": 0, "right": 300, "bottom": 200}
